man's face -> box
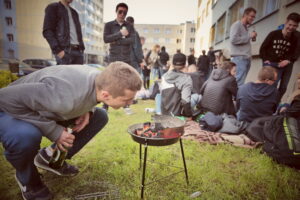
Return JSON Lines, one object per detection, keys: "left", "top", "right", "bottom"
{"left": 103, "top": 89, "right": 136, "bottom": 109}
{"left": 63, "top": 0, "right": 73, "bottom": 4}
{"left": 284, "top": 20, "right": 299, "bottom": 34}
{"left": 116, "top": 6, "right": 128, "bottom": 22}
{"left": 245, "top": 11, "right": 256, "bottom": 24}
{"left": 230, "top": 66, "right": 237, "bottom": 77}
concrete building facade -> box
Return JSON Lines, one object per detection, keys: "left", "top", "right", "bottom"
{"left": 134, "top": 21, "right": 195, "bottom": 56}
{"left": 0, "top": 0, "right": 104, "bottom": 64}
{"left": 195, "top": 0, "right": 300, "bottom": 101}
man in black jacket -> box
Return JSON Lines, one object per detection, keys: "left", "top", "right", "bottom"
{"left": 197, "top": 50, "right": 210, "bottom": 79}
{"left": 103, "top": 3, "right": 134, "bottom": 64}
{"left": 43, "top": 0, "right": 85, "bottom": 65}
{"left": 259, "top": 12, "right": 300, "bottom": 103}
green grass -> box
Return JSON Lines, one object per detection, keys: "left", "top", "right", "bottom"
{"left": 1, "top": 100, "right": 300, "bottom": 200}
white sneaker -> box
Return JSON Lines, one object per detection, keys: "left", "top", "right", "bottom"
{"left": 124, "top": 107, "right": 134, "bottom": 115}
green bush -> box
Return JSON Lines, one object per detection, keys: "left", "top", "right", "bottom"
{"left": 0, "top": 70, "right": 18, "bottom": 88}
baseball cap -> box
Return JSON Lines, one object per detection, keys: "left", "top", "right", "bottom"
{"left": 172, "top": 53, "right": 186, "bottom": 66}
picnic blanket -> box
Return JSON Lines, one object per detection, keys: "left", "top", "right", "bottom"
{"left": 182, "top": 120, "right": 262, "bottom": 149}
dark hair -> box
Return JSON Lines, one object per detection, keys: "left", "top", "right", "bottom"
{"left": 243, "top": 7, "right": 256, "bottom": 16}
{"left": 161, "top": 46, "right": 166, "bottom": 51}
{"left": 126, "top": 16, "right": 134, "bottom": 24}
{"left": 287, "top": 12, "right": 300, "bottom": 23}
{"left": 116, "top": 3, "right": 128, "bottom": 12}
{"left": 258, "top": 66, "right": 277, "bottom": 81}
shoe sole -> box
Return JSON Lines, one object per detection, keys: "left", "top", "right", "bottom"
{"left": 34, "top": 155, "right": 76, "bottom": 177}
{"left": 15, "top": 174, "right": 28, "bottom": 200}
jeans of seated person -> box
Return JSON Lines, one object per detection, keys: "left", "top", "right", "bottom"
{"left": 0, "top": 108, "right": 108, "bottom": 187}
{"left": 155, "top": 93, "right": 201, "bottom": 115}
{"left": 231, "top": 56, "right": 251, "bottom": 87}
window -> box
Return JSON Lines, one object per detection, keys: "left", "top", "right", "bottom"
{"left": 165, "top": 28, "right": 171, "bottom": 34}
{"left": 8, "top": 49, "right": 14, "bottom": 58}
{"left": 191, "top": 27, "right": 196, "bottom": 33}
{"left": 201, "top": 10, "right": 205, "bottom": 23}
{"left": 5, "top": 17, "right": 13, "bottom": 26}
{"left": 197, "top": 16, "right": 201, "bottom": 29}
{"left": 198, "top": 0, "right": 202, "bottom": 7}
{"left": 248, "top": 0, "right": 279, "bottom": 20}
{"left": 226, "top": 0, "right": 244, "bottom": 37}
{"left": 209, "top": 25, "right": 215, "bottom": 46}
{"left": 4, "top": 0, "right": 12, "bottom": 9}
{"left": 7, "top": 34, "right": 14, "bottom": 42}
{"left": 154, "top": 28, "right": 160, "bottom": 33}
{"left": 153, "top": 38, "right": 159, "bottom": 43}
{"left": 176, "top": 39, "right": 181, "bottom": 44}
{"left": 190, "top": 38, "right": 195, "bottom": 43}
{"left": 205, "top": 0, "right": 211, "bottom": 17}
{"left": 165, "top": 38, "right": 170, "bottom": 43}
{"left": 216, "top": 14, "right": 225, "bottom": 43}
{"left": 143, "top": 28, "right": 148, "bottom": 33}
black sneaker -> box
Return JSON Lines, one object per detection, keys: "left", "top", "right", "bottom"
{"left": 15, "top": 174, "right": 53, "bottom": 200}
{"left": 34, "top": 148, "right": 79, "bottom": 177}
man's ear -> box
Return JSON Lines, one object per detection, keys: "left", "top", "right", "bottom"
{"left": 101, "top": 90, "right": 111, "bottom": 100}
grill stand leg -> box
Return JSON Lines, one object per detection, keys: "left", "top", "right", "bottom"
{"left": 180, "top": 138, "right": 189, "bottom": 185}
{"left": 139, "top": 144, "right": 142, "bottom": 169}
{"left": 141, "top": 143, "right": 148, "bottom": 199}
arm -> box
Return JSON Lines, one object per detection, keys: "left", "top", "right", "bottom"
{"left": 117, "top": 25, "right": 135, "bottom": 45}
{"left": 230, "top": 22, "right": 251, "bottom": 45}
{"left": 0, "top": 79, "right": 76, "bottom": 142}
{"left": 132, "top": 32, "right": 144, "bottom": 63}
{"left": 103, "top": 22, "right": 122, "bottom": 43}
{"left": 181, "top": 77, "right": 193, "bottom": 117}
{"left": 259, "top": 32, "right": 274, "bottom": 61}
{"left": 227, "top": 77, "right": 238, "bottom": 98}
{"left": 42, "top": 4, "right": 62, "bottom": 54}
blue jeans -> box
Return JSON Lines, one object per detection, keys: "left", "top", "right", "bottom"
{"left": 55, "top": 48, "right": 84, "bottom": 65}
{"left": 0, "top": 108, "right": 108, "bottom": 186}
{"left": 231, "top": 56, "right": 251, "bottom": 87}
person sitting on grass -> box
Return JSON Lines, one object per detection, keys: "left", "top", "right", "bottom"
{"left": 199, "top": 61, "right": 237, "bottom": 115}
{"left": 0, "top": 62, "right": 142, "bottom": 200}
{"left": 237, "top": 66, "right": 278, "bottom": 123}
{"left": 161, "top": 53, "right": 201, "bottom": 117}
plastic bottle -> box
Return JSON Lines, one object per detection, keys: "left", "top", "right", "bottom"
{"left": 49, "top": 127, "right": 72, "bottom": 169}
{"left": 121, "top": 26, "right": 127, "bottom": 38}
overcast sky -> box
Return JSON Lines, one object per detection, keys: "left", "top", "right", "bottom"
{"left": 103, "top": 0, "right": 198, "bottom": 24}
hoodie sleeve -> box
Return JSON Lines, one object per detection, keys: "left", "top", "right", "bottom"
{"left": 103, "top": 22, "right": 122, "bottom": 43}
{"left": 0, "top": 77, "right": 76, "bottom": 142}
{"left": 227, "top": 77, "right": 238, "bottom": 97}
{"left": 259, "top": 31, "right": 275, "bottom": 61}
{"left": 180, "top": 76, "right": 193, "bottom": 117}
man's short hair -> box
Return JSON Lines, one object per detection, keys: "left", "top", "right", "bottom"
{"left": 287, "top": 12, "right": 300, "bottom": 24}
{"left": 95, "top": 62, "right": 142, "bottom": 98}
{"left": 126, "top": 16, "right": 134, "bottom": 24}
{"left": 258, "top": 66, "right": 277, "bottom": 82}
{"left": 243, "top": 7, "right": 256, "bottom": 16}
{"left": 116, "top": 3, "right": 128, "bottom": 11}
{"left": 220, "top": 61, "right": 236, "bottom": 71}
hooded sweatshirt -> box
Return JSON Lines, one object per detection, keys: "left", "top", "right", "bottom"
{"left": 0, "top": 65, "right": 100, "bottom": 142}
{"left": 161, "top": 69, "right": 193, "bottom": 116}
{"left": 200, "top": 68, "right": 237, "bottom": 115}
{"left": 237, "top": 82, "right": 278, "bottom": 122}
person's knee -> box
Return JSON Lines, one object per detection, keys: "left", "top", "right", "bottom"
{"left": 93, "top": 108, "right": 109, "bottom": 127}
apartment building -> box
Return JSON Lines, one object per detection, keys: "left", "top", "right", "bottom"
{"left": 0, "top": 0, "right": 104, "bottom": 64}
{"left": 195, "top": 0, "right": 300, "bottom": 101}
{"left": 134, "top": 21, "right": 196, "bottom": 56}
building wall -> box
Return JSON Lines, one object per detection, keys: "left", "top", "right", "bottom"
{"left": 195, "top": 0, "right": 300, "bottom": 101}
{"left": 181, "top": 22, "right": 196, "bottom": 55}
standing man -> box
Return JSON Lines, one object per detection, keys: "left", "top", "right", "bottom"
{"left": 230, "top": 7, "right": 257, "bottom": 87}
{"left": 0, "top": 62, "right": 142, "bottom": 200}
{"left": 207, "top": 46, "right": 216, "bottom": 76}
{"left": 259, "top": 12, "right": 300, "bottom": 103}
{"left": 197, "top": 50, "right": 210, "bottom": 79}
{"left": 104, "top": 3, "right": 134, "bottom": 65}
{"left": 158, "top": 46, "right": 170, "bottom": 76}
{"left": 187, "top": 49, "right": 196, "bottom": 66}
{"left": 126, "top": 16, "right": 144, "bottom": 74}
{"left": 43, "top": 0, "right": 85, "bottom": 65}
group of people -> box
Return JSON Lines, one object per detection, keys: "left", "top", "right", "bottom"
{"left": 0, "top": 0, "right": 299, "bottom": 199}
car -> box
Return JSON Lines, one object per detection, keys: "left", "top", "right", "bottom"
{"left": 0, "top": 58, "right": 37, "bottom": 76}
{"left": 23, "top": 59, "right": 57, "bottom": 69}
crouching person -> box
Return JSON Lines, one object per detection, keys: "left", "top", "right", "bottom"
{"left": 0, "top": 62, "right": 142, "bottom": 200}
{"left": 161, "top": 53, "right": 201, "bottom": 117}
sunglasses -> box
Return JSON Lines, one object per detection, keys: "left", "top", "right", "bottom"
{"left": 118, "top": 10, "right": 127, "bottom": 15}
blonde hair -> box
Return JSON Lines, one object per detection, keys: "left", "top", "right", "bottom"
{"left": 95, "top": 62, "right": 142, "bottom": 97}
{"left": 152, "top": 44, "right": 160, "bottom": 53}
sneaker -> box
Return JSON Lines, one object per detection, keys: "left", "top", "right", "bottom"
{"left": 15, "top": 174, "right": 53, "bottom": 200}
{"left": 124, "top": 107, "right": 134, "bottom": 115}
{"left": 34, "top": 148, "right": 79, "bottom": 177}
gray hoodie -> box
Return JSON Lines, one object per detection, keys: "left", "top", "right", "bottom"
{"left": 0, "top": 65, "right": 100, "bottom": 142}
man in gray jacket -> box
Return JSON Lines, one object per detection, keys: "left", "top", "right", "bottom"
{"left": 230, "top": 7, "right": 257, "bottom": 87}
{"left": 0, "top": 62, "right": 142, "bottom": 200}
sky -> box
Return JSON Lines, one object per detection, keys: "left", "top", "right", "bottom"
{"left": 103, "top": 0, "right": 198, "bottom": 24}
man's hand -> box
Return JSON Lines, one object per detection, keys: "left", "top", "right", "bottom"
{"left": 264, "top": 60, "right": 271, "bottom": 65}
{"left": 140, "top": 62, "right": 145, "bottom": 69}
{"left": 56, "top": 129, "right": 75, "bottom": 152}
{"left": 72, "top": 112, "right": 91, "bottom": 133}
{"left": 57, "top": 50, "right": 65, "bottom": 59}
{"left": 278, "top": 60, "right": 290, "bottom": 68}
{"left": 120, "top": 28, "right": 129, "bottom": 37}
{"left": 250, "top": 31, "right": 257, "bottom": 39}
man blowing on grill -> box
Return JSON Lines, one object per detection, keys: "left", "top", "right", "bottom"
{"left": 0, "top": 62, "right": 142, "bottom": 200}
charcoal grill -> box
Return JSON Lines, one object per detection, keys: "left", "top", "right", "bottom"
{"left": 128, "top": 115, "right": 189, "bottom": 199}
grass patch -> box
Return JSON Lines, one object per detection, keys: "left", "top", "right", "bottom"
{"left": 0, "top": 100, "right": 300, "bottom": 199}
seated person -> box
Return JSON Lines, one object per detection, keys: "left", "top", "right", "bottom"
{"left": 199, "top": 61, "right": 237, "bottom": 115}
{"left": 237, "top": 66, "right": 278, "bottom": 123}
{"left": 187, "top": 64, "right": 205, "bottom": 95}
{"left": 161, "top": 53, "right": 200, "bottom": 117}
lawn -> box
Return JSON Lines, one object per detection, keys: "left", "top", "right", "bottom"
{"left": 0, "top": 100, "right": 300, "bottom": 200}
